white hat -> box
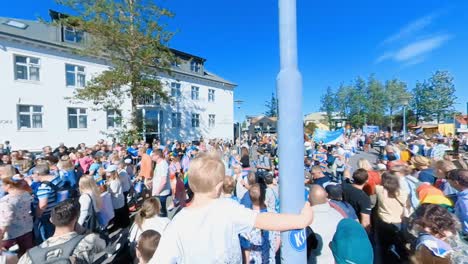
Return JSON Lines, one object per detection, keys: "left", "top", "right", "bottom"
{"left": 376, "top": 163, "right": 387, "bottom": 171}
{"left": 105, "top": 165, "right": 118, "bottom": 172}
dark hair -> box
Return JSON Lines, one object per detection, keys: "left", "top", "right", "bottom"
{"left": 447, "top": 169, "right": 468, "bottom": 188}
{"left": 51, "top": 199, "right": 80, "bottom": 227}
{"left": 381, "top": 172, "right": 400, "bottom": 198}
{"left": 410, "top": 204, "right": 458, "bottom": 238}
{"left": 222, "top": 176, "right": 236, "bottom": 194}
{"left": 44, "top": 155, "right": 59, "bottom": 165}
{"left": 137, "top": 230, "right": 161, "bottom": 263}
{"left": 249, "top": 184, "right": 265, "bottom": 207}
{"left": 247, "top": 171, "right": 257, "bottom": 186}
{"left": 352, "top": 168, "right": 369, "bottom": 185}
{"left": 264, "top": 173, "right": 274, "bottom": 185}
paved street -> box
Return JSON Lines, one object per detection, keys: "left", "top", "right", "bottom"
{"left": 349, "top": 148, "right": 381, "bottom": 171}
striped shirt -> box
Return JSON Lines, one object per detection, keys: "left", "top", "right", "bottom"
{"left": 33, "top": 176, "right": 65, "bottom": 216}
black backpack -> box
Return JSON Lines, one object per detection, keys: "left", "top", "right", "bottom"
{"left": 27, "top": 234, "right": 85, "bottom": 264}
{"left": 82, "top": 194, "right": 101, "bottom": 233}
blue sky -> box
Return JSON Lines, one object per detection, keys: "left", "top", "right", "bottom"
{"left": 2, "top": 0, "right": 467, "bottom": 121}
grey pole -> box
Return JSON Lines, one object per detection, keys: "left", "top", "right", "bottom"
{"left": 403, "top": 105, "right": 407, "bottom": 140}
{"left": 277, "top": 0, "right": 306, "bottom": 262}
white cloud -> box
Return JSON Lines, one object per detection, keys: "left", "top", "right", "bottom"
{"left": 376, "top": 35, "right": 451, "bottom": 65}
{"left": 382, "top": 13, "right": 438, "bottom": 44}
{"left": 394, "top": 35, "right": 450, "bottom": 61}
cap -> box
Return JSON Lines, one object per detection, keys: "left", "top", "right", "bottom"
{"left": 105, "top": 165, "right": 118, "bottom": 172}
{"left": 376, "top": 163, "right": 387, "bottom": 171}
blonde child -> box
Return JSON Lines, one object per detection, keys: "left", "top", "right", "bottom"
{"left": 151, "top": 152, "right": 313, "bottom": 263}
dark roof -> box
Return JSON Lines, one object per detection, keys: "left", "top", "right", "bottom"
{"left": 0, "top": 16, "right": 235, "bottom": 86}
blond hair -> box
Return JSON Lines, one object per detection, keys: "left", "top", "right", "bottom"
{"left": 135, "top": 198, "right": 161, "bottom": 228}
{"left": 79, "top": 175, "right": 103, "bottom": 209}
{"left": 433, "top": 160, "right": 457, "bottom": 179}
{"left": 357, "top": 158, "right": 373, "bottom": 171}
{"left": 58, "top": 159, "right": 74, "bottom": 171}
{"left": 188, "top": 152, "right": 225, "bottom": 193}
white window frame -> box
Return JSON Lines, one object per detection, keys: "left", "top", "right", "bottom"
{"left": 171, "top": 82, "right": 181, "bottom": 98}
{"left": 191, "top": 113, "right": 200, "bottom": 128}
{"left": 209, "top": 114, "right": 216, "bottom": 128}
{"left": 17, "top": 105, "right": 43, "bottom": 129}
{"left": 63, "top": 26, "right": 83, "bottom": 43}
{"left": 107, "top": 109, "right": 122, "bottom": 129}
{"left": 208, "top": 89, "right": 215, "bottom": 102}
{"left": 65, "top": 64, "right": 86, "bottom": 87}
{"left": 191, "top": 86, "right": 199, "bottom": 100}
{"left": 171, "top": 112, "right": 182, "bottom": 128}
{"left": 14, "top": 55, "right": 40, "bottom": 81}
{"left": 190, "top": 61, "right": 200, "bottom": 73}
{"left": 67, "top": 107, "right": 88, "bottom": 129}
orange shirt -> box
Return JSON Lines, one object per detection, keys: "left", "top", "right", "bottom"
{"left": 139, "top": 154, "right": 153, "bottom": 179}
{"left": 363, "top": 170, "right": 382, "bottom": 196}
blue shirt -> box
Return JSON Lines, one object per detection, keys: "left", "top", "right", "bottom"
{"left": 240, "top": 192, "right": 253, "bottom": 209}
{"left": 418, "top": 168, "right": 436, "bottom": 185}
{"left": 33, "top": 176, "right": 65, "bottom": 216}
{"left": 455, "top": 189, "right": 468, "bottom": 235}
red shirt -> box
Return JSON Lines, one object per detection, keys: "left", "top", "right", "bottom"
{"left": 363, "top": 170, "right": 381, "bottom": 196}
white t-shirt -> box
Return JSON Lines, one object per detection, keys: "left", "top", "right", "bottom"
{"left": 118, "top": 169, "right": 132, "bottom": 193}
{"left": 151, "top": 198, "right": 258, "bottom": 264}
{"left": 308, "top": 203, "right": 343, "bottom": 264}
{"left": 108, "top": 179, "right": 125, "bottom": 209}
{"left": 153, "top": 160, "right": 171, "bottom": 196}
{"left": 129, "top": 215, "right": 170, "bottom": 243}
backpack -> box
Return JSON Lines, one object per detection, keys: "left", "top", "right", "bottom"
{"left": 82, "top": 194, "right": 102, "bottom": 233}
{"left": 27, "top": 234, "right": 85, "bottom": 264}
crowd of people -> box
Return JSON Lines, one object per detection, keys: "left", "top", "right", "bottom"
{"left": 0, "top": 130, "right": 466, "bottom": 264}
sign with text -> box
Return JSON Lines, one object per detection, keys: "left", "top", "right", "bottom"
{"left": 288, "top": 229, "right": 306, "bottom": 252}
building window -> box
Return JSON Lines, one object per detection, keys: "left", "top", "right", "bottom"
{"left": 68, "top": 108, "right": 87, "bottom": 129}
{"left": 63, "top": 26, "right": 83, "bottom": 43}
{"left": 18, "top": 105, "right": 43, "bottom": 129}
{"left": 65, "top": 64, "right": 86, "bottom": 87}
{"left": 208, "top": 89, "right": 215, "bottom": 102}
{"left": 171, "top": 82, "right": 181, "bottom": 97}
{"left": 107, "top": 109, "right": 121, "bottom": 128}
{"left": 191, "top": 86, "right": 199, "bottom": 100}
{"left": 190, "top": 61, "right": 200, "bottom": 73}
{"left": 14, "top": 55, "right": 40, "bottom": 81}
{"left": 171, "top": 112, "right": 181, "bottom": 128}
{"left": 191, "top": 113, "right": 200, "bottom": 128}
{"left": 209, "top": 114, "right": 215, "bottom": 128}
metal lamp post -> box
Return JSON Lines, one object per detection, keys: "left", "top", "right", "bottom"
{"left": 277, "top": 0, "right": 306, "bottom": 262}
{"left": 401, "top": 97, "right": 409, "bottom": 140}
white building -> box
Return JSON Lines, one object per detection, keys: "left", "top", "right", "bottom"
{"left": 0, "top": 14, "right": 236, "bottom": 150}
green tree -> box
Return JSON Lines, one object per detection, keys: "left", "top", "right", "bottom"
{"left": 384, "top": 79, "right": 410, "bottom": 132}
{"left": 55, "top": 0, "right": 175, "bottom": 128}
{"left": 320, "top": 86, "right": 335, "bottom": 129}
{"left": 427, "top": 70, "right": 457, "bottom": 123}
{"left": 264, "top": 93, "right": 278, "bottom": 117}
{"left": 411, "top": 81, "right": 432, "bottom": 124}
{"left": 348, "top": 77, "right": 367, "bottom": 128}
{"left": 365, "top": 74, "right": 386, "bottom": 126}
{"left": 335, "top": 84, "right": 353, "bottom": 124}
